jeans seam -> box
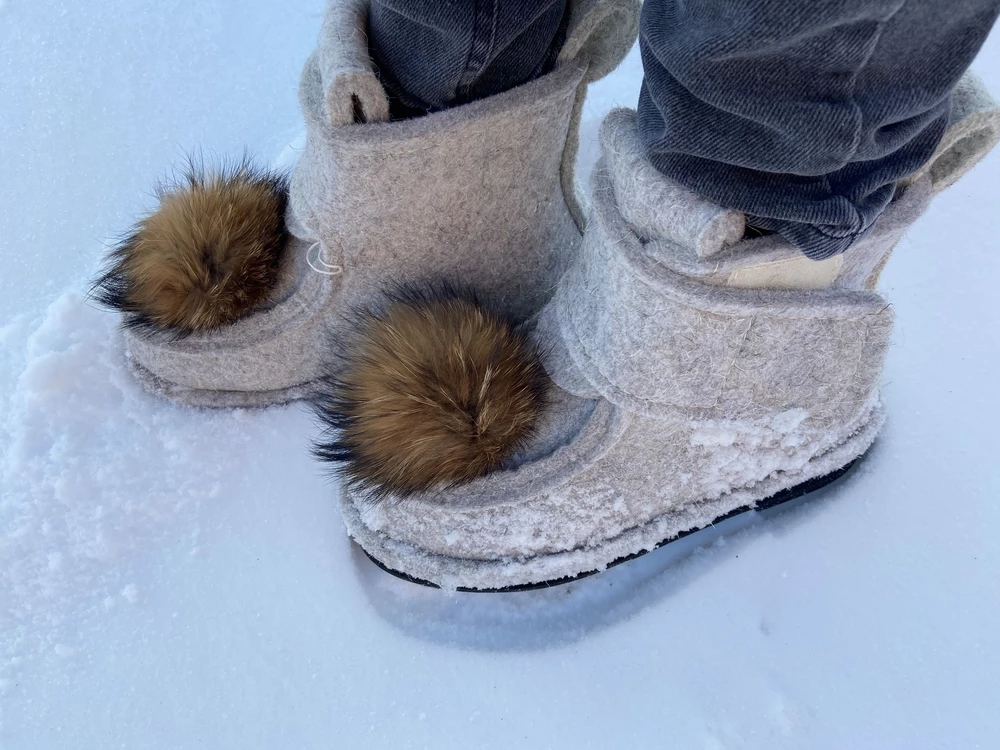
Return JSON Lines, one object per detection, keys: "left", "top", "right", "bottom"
{"left": 489, "top": 0, "right": 499, "bottom": 74}
{"left": 457, "top": 0, "right": 500, "bottom": 100}
{"left": 823, "top": 1, "right": 907, "bottom": 236}
{"left": 812, "top": 224, "right": 865, "bottom": 240}
{"left": 455, "top": 1, "right": 481, "bottom": 99}
{"left": 481, "top": 0, "right": 567, "bottom": 66}
{"left": 375, "top": 4, "right": 449, "bottom": 33}
{"left": 843, "top": 0, "right": 909, "bottom": 166}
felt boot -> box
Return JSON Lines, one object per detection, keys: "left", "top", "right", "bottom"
{"left": 338, "top": 74, "right": 1000, "bottom": 592}
{"left": 122, "top": 0, "right": 640, "bottom": 407}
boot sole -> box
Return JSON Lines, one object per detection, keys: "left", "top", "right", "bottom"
{"left": 359, "top": 456, "right": 860, "bottom": 593}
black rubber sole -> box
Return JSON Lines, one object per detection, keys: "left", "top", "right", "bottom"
{"left": 361, "top": 458, "right": 860, "bottom": 593}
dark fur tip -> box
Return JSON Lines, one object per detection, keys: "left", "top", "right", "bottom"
{"left": 310, "top": 283, "right": 550, "bottom": 503}
{"left": 89, "top": 157, "right": 290, "bottom": 337}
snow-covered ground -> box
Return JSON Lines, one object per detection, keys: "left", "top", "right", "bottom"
{"left": 2, "top": 2, "right": 999, "bottom": 747}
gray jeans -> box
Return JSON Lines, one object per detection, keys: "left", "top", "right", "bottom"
{"left": 368, "top": 1, "right": 569, "bottom": 120}
{"left": 369, "top": 0, "right": 1000, "bottom": 258}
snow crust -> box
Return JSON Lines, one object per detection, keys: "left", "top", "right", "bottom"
{"left": 2, "top": 2, "right": 999, "bottom": 747}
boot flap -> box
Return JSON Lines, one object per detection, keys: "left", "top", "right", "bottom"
{"left": 558, "top": 0, "right": 641, "bottom": 83}
{"left": 600, "top": 109, "right": 746, "bottom": 260}
{"left": 909, "top": 72, "right": 1000, "bottom": 195}
{"left": 845, "top": 72, "right": 997, "bottom": 289}
{"left": 317, "top": 0, "right": 390, "bottom": 126}
{"left": 541, "top": 161, "right": 895, "bottom": 429}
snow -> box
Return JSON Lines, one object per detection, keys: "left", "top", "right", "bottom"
{"left": 2, "top": 2, "right": 999, "bottom": 748}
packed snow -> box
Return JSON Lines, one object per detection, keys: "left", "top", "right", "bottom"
{"left": 2, "top": 2, "right": 999, "bottom": 747}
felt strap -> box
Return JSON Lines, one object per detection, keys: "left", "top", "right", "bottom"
{"left": 602, "top": 108, "right": 746, "bottom": 260}
{"left": 540, "top": 159, "right": 896, "bottom": 427}
{"left": 557, "top": 0, "right": 641, "bottom": 84}
{"left": 317, "top": 0, "right": 390, "bottom": 126}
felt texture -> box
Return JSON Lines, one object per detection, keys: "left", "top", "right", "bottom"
{"left": 122, "top": 0, "right": 639, "bottom": 407}
{"left": 341, "top": 402, "right": 885, "bottom": 591}
{"left": 542, "top": 160, "right": 899, "bottom": 430}
{"left": 859, "top": 72, "right": 999, "bottom": 289}
{"left": 290, "top": 53, "right": 585, "bottom": 320}
{"left": 557, "top": 0, "right": 642, "bottom": 226}
{"left": 126, "top": 237, "right": 334, "bottom": 398}
{"left": 724, "top": 254, "right": 844, "bottom": 290}
{"left": 911, "top": 72, "right": 1000, "bottom": 194}
{"left": 342, "top": 89, "right": 999, "bottom": 591}
{"left": 558, "top": 0, "right": 641, "bottom": 84}
{"left": 317, "top": 0, "right": 389, "bottom": 127}
{"left": 602, "top": 108, "right": 745, "bottom": 258}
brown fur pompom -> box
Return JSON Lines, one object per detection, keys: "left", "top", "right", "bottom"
{"left": 92, "top": 161, "right": 288, "bottom": 335}
{"left": 312, "top": 286, "right": 549, "bottom": 500}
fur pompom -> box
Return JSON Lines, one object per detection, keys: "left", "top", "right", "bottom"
{"left": 92, "top": 160, "right": 288, "bottom": 335}
{"left": 312, "top": 286, "right": 549, "bottom": 500}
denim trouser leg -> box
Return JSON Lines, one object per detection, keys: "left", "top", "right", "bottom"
{"left": 637, "top": 0, "right": 1000, "bottom": 259}
{"left": 368, "top": 0, "right": 569, "bottom": 118}
{"left": 368, "top": 0, "right": 999, "bottom": 258}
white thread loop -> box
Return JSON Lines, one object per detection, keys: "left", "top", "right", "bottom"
{"left": 306, "top": 241, "right": 343, "bottom": 276}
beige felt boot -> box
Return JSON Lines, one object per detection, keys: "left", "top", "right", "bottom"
{"left": 339, "top": 75, "right": 1000, "bottom": 591}
{"left": 121, "top": 0, "right": 640, "bottom": 407}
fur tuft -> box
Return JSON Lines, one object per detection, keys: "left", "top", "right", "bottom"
{"left": 312, "top": 285, "right": 549, "bottom": 500}
{"left": 92, "top": 159, "right": 289, "bottom": 335}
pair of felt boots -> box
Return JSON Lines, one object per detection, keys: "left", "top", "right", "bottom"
{"left": 97, "top": 0, "right": 1000, "bottom": 591}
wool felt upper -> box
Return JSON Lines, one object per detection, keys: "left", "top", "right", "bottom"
{"left": 339, "top": 82, "right": 999, "bottom": 591}
{"left": 121, "top": 0, "right": 641, "bottom": 407}
{"left": 317, "top": 0, "right": 390, "bottom": 127}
